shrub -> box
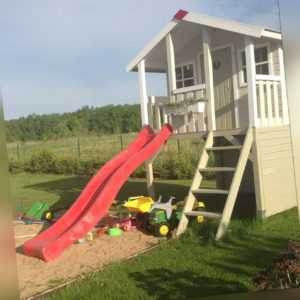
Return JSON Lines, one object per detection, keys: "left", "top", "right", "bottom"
{"left": 9, "top": 148, "right": 215, "bottom": 181}
{"left": 25, "top": 150, "right": 57, "bottom": 173}
{"left": 9, "top": 160, "right": 25, "bottom": 174}
{"left": 77, "top": 159, "right": 105, "bottom": 176}
{"left": 55, "top": 158, "right": 80, "bottom": 175}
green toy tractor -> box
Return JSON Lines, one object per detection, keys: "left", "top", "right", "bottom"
{"left": 123, "top": 195, "right": 206, "bottom": 237}
{"left": 147, "top": 196, "right": 182, "bottom": 237}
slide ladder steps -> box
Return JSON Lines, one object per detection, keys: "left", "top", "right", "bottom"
{"left": 199, "top": 167, "right": 236, "bottom": 172}
{"left": 206, "top": 145, "right": 242, "bottom": 151}
{"left": 192, "top": 188, "right": 229, "bottom": 195}
{"left": 176, "top": 128, "right": 253, "bottom": 240}
{"left": 185, "top": 211, "right": 221, "bottom": 219}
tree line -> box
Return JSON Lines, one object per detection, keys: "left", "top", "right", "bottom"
{"left": 5, "top": 104, "right": 141, "bottom": 142}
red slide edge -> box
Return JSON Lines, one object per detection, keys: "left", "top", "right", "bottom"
{"left": 23, "top": 126, "right": 154, "bottom": 255}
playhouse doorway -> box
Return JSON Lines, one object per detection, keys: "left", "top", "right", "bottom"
{"left": 212, "top": 46, "right": 236, "bottom": 130}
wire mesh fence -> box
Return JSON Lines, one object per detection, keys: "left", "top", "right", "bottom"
{"left": 6, "top": 132, "right": 204, "bottom": 163}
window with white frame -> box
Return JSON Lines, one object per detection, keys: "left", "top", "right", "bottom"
{"left": 175, "top": 63, "right": 195, "bottom": 89}
{"left": 240, "top": 46, "right": 270, "bottom": 84}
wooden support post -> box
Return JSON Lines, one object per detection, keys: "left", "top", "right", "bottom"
{"left": 119, "top": 135, "right": 124, "bottom": 150}
{"left": 202, "top": 28, "right": 216, "bottom": 131}
{"left": 138, "top": 60, "right": 149, "bottom": 126}
{"left": 278, "top": 46, "right": 289, "bottom": 125}
{"left": 184, "top": 113, "right": 189, "bottom": 133}
{"left": 162, "top": 107, "right": 168, "bottom": 124}
{"left": 166, "top": 33, "right": 176, "bottom": 102}
{"left": 245, "top": 37, "right": 258, "bottom": 127}
{"left": 148, "top": 96, "right": 155, "bottom": 128}
{"left": 191, "top": 113, "right": 196, "bottom": 132}
{"left": 138, "top": 59, "right": 154, "bottom": 198}
{"left": 146, "top": 161, "right": 155, "bottom": 199}
{"left": 154, "top": 105, "right": 162, "bottom": 130}
{"left": 231, "top": 46, "right": 240, "bottom": 128}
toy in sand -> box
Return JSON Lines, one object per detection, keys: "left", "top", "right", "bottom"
{"left": 123, "top": 196, "right": 154, "bottom": 214}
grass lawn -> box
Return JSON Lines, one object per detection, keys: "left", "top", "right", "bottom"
{"left": 11, "top": 172, "right": 215, "bottom": 213}
{"left": 43, "top": 210, "right": 300, "bottom": 300}
{"left": 11, "top": 173, "right": 300, "bottom": 299}
{"left": 11, "top": 173, "right": 80, "bottom": 212}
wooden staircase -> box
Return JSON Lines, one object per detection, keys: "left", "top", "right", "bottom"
{"left": 176, "top": 127, "right": 253, "bottom": 240}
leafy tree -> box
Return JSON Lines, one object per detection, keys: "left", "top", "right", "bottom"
{"left": 5, "top": 104, "right": 141, "bottom": 142}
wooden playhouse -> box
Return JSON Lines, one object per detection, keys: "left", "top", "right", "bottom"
{"left": 126, "top": 10, "right": 297, "bottom": 239}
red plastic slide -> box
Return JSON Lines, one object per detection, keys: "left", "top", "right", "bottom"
{"left": 23, "top": 126, "right": 155, "bottom": 258}
{"left": 24, "top": 125, "right": 172, "bottom": 262}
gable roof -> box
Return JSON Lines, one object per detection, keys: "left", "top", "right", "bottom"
{"left": 127, "top": 9, "right": 281, "bottom": 72}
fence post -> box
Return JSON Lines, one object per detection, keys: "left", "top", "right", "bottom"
{"left": 120, "top": 135, "right": 124, "bottom": 151}
{"left": 77, "top": 137, "right": 81, "bottom": 160}
{"left": 17, "top": 143, "right": 20, "bottom": 161}
{"left": 23, "top": 143, "right": 26, "bottom": 161}
{"left": 177, "top": 139, "right": 181, "bottom": 153}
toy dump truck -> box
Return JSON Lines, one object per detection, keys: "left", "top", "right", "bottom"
{"left": 123, "top": 196, "right": 154, "bottom": 214}
{"left": 123, "top": 196, "right": 182, "bottom": 237}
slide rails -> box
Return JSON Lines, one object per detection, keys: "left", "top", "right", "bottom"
{"left": 23, "top": 126, "right": 154, "bottom": 255}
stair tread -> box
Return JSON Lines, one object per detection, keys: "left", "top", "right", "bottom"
{"left": 185, "top": 210, "right": 222, "bottom": 219}
{"left": 206, "top": 145, "right": 242, "bottom": 151}
{"left": 193, "top": 188, "right": 229, "bottom": 195}
{"left": 199, "top": 167, "right": 236, "bottom": 172}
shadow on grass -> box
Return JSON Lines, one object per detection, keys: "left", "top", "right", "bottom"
{"left": 24, "top": 175, "right": 256, "bottom": 219}
{"left": 130, "top": 268, "right": 248, "bottom": 299}
{"left": 24, "top": 177, "right": 191, "bottom": 211}
{"left": 128, "top": 231, "right": 288, "bottom": 299}
{"left": 209, "top": 232, "right": 288, "bottom": 278}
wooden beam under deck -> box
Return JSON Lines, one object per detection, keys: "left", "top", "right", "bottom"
{"left": 169, "top": 128, "right": 247, "bottom": 140}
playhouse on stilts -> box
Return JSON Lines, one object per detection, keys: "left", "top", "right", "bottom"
{"left": 127, "top": 10, "right": 297, "bottom": 240}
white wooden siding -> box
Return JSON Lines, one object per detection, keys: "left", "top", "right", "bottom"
{"left": 253, "top": 126, "right": 297, "bottom": 217}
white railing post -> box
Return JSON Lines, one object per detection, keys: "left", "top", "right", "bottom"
{"left": 265, "top": 81, "right": 273, "bottom": 125}
{"left": 231, "top": 46, "right": 240, "bottom": 128}
{"left": 154, "top": 104, "right": 162, "bottom": 130}
{"left": 258, "top": 81, "right": 266, "bottom": 126}
{"left": 202, "top": 28, "right": 216, "bottom": 131}
{"left": 138, "top": 60, "right": 149, "bottom": 126}
{"left": 273, "top": 82, "right": 280, "bottom": 124}
{"left": 166, "top": 33, "right": 176, "bottom": 102}
{"left": 138, "top": 60, "right": 154, "bottom": 199}
{"left": 245, "top": 37, "right": 259, "bottom": 127}
{"left": 147, "top": 96, "right": 155, "bottom": 128}
{"left": 278, "top": 46, "right": 290, "bottom": 125}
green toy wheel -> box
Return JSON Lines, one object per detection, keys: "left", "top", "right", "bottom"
{"left": 155, "top": 223, "right": 170, "bottom": 237}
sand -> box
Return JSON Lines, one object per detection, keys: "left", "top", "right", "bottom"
{"left": 15, "top": 223, "right": 158, "bottom": 299}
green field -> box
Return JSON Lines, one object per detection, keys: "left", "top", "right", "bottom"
{"left": 11, "top": 173, "right": 299, "bottom": 299}
{"left": 7, "top": 133, "right": 203, "bottom": 162}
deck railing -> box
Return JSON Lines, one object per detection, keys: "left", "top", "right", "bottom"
{"left": 171, "top": 84, "right": 206, "bottom": 105}
{"left": 148, "top": 84, "right": 207, "bottom": 134}
{"left": 255, "top": 75, "right": 289, "bottom": 127}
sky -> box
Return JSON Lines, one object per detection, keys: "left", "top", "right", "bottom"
{"left": 0, "top": 0, "right": 280, "bottom": 120}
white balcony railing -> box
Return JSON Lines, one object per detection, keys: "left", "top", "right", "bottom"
{"left": 255, "top": 75, "right": 289, "bottom": 127}
{"left": 148, "top": 84, "right": 207, "bottom": 134}
{"left": 171, "top": 84, "right": 206, "bottom": 105}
